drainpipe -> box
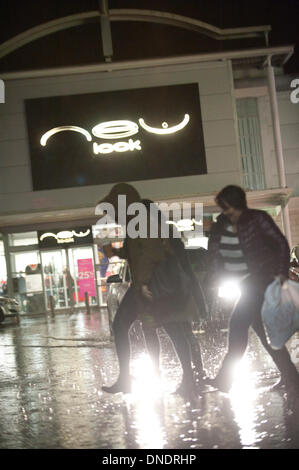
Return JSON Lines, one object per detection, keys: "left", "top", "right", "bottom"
{"left": 266, "top": 56, "right": 292, "bottom": 247}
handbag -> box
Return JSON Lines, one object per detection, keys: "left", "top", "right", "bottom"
{"left": 261, "top": 278, "right": 299, "bottom": 350}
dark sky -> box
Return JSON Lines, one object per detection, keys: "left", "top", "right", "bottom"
{"left": 1, "top": 0, "right": 299, "bottom": 73}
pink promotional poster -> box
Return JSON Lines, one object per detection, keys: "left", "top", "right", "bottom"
{"left": 77, "top": 259, "right": 96, "bottom": 297}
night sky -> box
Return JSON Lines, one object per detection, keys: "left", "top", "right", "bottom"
{"left": 1, "top": 0, "right": 299, "bottom": 73}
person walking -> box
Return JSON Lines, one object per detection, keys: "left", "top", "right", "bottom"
{"left": 205, "top": 185, "right": 299, "bottom": 397}
{"left": 140, "top": 199, "right": 207, "bottom": 393}
{"left": 97, "top": 183, "right": 207, "bottom": 398}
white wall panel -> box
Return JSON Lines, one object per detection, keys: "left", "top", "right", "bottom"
{"left": 0, "top": 113, "right": 27, "bottom": 141}
{"left": 0, "top": 140, "right": 30, "bottom": 167}
{"left": 0, "top": 61, "right": 242, "bottom": 217}
{"left": 0, "top": 165, "right": 32, "bottom": 194}
{"left": 280, "top": 123, "right": 299, "bottom": 150}
{"left": 200, "top": 93, "right": 234, "bottom": 121}
{"left": 203, "top": 119, "right": 237, "bottom": 148}
{"left": 206, "top": 145, "right": 239, "bottom": 173}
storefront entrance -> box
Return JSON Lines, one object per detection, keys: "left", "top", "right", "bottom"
{"left": 41, "top": 246, "right": 97, "bottom": 311}
{"left": 8, "top": 229, "right": 99, "bottom": 314}
{"left": 6, "top": 228, "right": 125, "bottom": 314}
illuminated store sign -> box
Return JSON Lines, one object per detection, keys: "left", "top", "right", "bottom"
{"left": 92, "top": 120, "right": 139, "bottom": 139}
{"left": 138, "top": 114, "right": 190, "bottom": 134}
{"left": 40, "top": 115, "right": 190, "bottom": 156}
{"left": 38, "top": 227, "right": 93, "bottom": 248}
{"left": 25, "top": 84, "right": 206, "bottom": 190}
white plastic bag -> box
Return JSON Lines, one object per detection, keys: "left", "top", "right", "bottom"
{"left": 261, "top": 278, "right": 299, "bottom": 350}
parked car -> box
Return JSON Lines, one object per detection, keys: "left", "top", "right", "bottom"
{"left": 0, "top": 296, "right": 20, "bottom": 325}
{"left": 106, "top": 260, "right": 131, "bottom": 335}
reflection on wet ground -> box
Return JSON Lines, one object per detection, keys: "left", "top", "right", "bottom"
{"left": 0, "top": 311, "right": 298, "bottom": 449}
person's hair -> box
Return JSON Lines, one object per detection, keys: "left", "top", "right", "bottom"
{"left": 215, "top": 185, "right": 247, "bottom": 210}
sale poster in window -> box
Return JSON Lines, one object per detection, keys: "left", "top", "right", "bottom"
{"left": 77, "top": 259, "right": 96, "bottom": 297}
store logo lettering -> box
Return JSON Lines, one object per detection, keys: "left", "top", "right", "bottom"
{"left": 40, "top": 115, "right": 190, "bottom": 156}
{"left": 93, "top": 139, "right": 141, "bottom": 154}
{"left": 40, "top": 229, "right": 91, "bottom": 244}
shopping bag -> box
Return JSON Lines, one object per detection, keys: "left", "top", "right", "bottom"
{"left": 261, "top": 278, "right": 299, "bottom": 350}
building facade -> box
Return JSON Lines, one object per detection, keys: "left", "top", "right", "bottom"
{"left": 0, "top": 10, "right": 298, "bottom": 314}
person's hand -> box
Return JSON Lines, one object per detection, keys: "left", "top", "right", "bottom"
{"left": 141, "top": 285, "right": 153, "bottom": 301}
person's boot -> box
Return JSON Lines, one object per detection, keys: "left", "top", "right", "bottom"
{"left": 194, "top": 369, "right": 208, "bottom": 393}
{"left": 102, "top": 376, "right": 131, "bottom": 394}
{"left": 174, "top": 374, "right": 200, "bottom": 401}
{"left": 204, "top": 357, "right": 235, "bottom": 393}
{"left": 204, "top": 375, "right": 232, "bottom": 393}
{"left": 269, "top": 377, "right": 285, "bottom": 391}
{"left": 284, "top": 373, "right": 299, "bottom": 401}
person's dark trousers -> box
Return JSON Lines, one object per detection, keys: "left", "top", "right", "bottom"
{"left": 112, "top": 287, "right": 202, "bottom": 391}
{"left": 112, "top": 286, "right": 140, "bottom": 383}
{"left": 143, "top": 321, "right": 204, "bottom": 374}
{"left": 163, "top": 322, "right": 203, "bottom": 390}
{"left": 216, "top": 277, "right": 299, "bottom": 390}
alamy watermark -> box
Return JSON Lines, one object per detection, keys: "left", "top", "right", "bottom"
{"left": 0, "top": 79, "right": 4, "bottom": 104}
{"left": 95, "top": 196, "right": 203, "bottom": 239}
{"left": 290, "top": 78, "right": 299, "bottom": 104}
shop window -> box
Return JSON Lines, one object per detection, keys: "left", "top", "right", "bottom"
{"left": 10, "top": 250, "right": 44, "bottom": 314}
{"left": 9, "top": 231, "right": 38, "bottom": 247}
{"left": 237, "top": 98, "right": 266, "bottom": 191}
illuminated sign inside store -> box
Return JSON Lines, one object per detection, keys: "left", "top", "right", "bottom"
{"left": 40, "top": 229, "right": 91, "bottom": 244}
{"left": 25, "top": 84, "right": 206, "bottom": 190}
{"left": 166, "top": 218, "right": 203, "bottom": 232}
{"left": 38, "top": 227, "right": 93, "bottom": 248}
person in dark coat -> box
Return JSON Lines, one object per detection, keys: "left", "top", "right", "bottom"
{"left": 97, "top": 184, "right": 207, "bottom": 398}
{"left": 141, "top": 199, "right": 207, "bottom": 394}
{"left": 205, "top": 185, "right": 299, "bottom": 397}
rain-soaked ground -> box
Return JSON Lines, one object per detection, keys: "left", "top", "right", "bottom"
{"left": 0, "top": 309, "right": 298, "bottom": 450}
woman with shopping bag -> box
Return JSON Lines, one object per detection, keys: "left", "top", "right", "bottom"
{"left": 205, "top": 185, "right": 299, "bottom": 398}
{"left": 261, "top": 276, "right": 299, "bottom": 350}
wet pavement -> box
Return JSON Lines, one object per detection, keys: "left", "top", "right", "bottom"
{"left": 0, "top": 309, "right": 298, "bottom": 449}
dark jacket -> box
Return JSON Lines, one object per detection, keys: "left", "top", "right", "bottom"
{"left": 170, "top": 237, "right": 208, "bottom": 319}
{"left": 207, "top": 208, "right": 290, "bottom": 285}
{"left": 104, "top": 186, "right": 173, "bottom": 290}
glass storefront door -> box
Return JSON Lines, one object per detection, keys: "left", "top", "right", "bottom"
{"left": 41, "top": 247, "right": 97, "bottom": 310}
{"left": 41, "top": 250, "right": 69, "bottom": 309}
{"left": 8, "top": 231, "right": 98, "bottom": 313}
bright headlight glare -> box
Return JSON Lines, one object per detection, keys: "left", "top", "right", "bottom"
{"left": 218, "top": 281, "right": 241, "bottom": 300}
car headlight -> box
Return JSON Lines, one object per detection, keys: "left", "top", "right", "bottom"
{"left": 218, "top": 281, "right": 241, "bottom": 300}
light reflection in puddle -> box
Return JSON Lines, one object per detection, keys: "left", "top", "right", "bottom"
{"left": 124, "top": 353, "right": 167, "bottom": 448}
{"left": 229, "top": 356, "right": 260, "bottom": 448}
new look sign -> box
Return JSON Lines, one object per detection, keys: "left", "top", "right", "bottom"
{"left": 25, "top": 84, "right": 206, "bottom": 191}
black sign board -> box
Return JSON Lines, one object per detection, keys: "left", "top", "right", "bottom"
{"left": 25, "top": 83, "right": 207, "bottom": 191}
{"left": 38, "top": 226, "right": 93, "bottom": 249}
